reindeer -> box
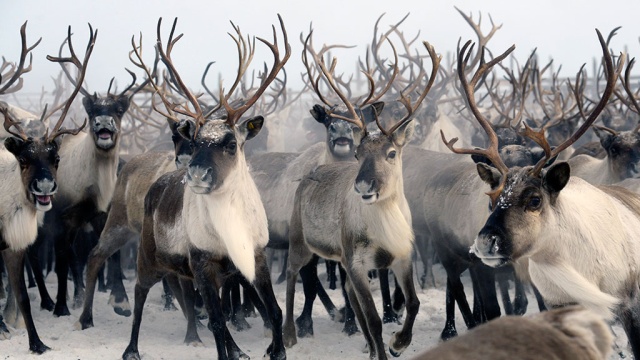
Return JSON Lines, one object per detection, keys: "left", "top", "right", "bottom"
{"left": 0, "top": 21, "right": 92, "bottom": 354}
{"left": 26, "top": 24, "right": 146, "bottom": 317}
{"left": 413, "top": 306, "right": 613, "bottom": 360}
{"left": 121, "top": 15, "right": 290, "bottom": 360}
{"left": 284, "top": 32, "right": 439, "bottom": 359}
{"left": 248, "top": 30, "right": 393, "bottom": 335}
{"left": 449, "top": 31, "right": 640, "bottom": 357}
{"left": 568, "top": 55, "right": 640, "bottom": 185}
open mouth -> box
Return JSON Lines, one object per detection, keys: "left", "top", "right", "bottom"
{"left": 361, "top": 193, "right": 379, "bottom": 204}
{"left": 334, "top": 137, "right": 351, "bottom": 146}
{"left": 96, "top": 129, "right": 114, "bottom": 140}
{"left": 35, "top": 195, "right": 52, "bottom": 206}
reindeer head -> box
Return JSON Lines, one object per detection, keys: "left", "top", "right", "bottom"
{"left": 82, "top": 93, "right": 129, "bottom": 151}
{"left": 310, "top": 102, "right": 384, "bottom": 159}
{"left": 131, "top": 16, "right": 290, "bottom": 194}
{"left": 0, "top": 23, "right": 93, "bottom": 211}
{"left": 353, "top": 120, "right": 414, "bottom": 204}
{"left": 4, "top": 133, "right": 60, "bottom": 211}
{"left": 449, "top": 30, "right": 624, "bottom": 267}
{"left": 179, "top": 115, "right": 263, "bottom": 194}
{"left": 593, "top": 127, "right": 640, "bottom": 180}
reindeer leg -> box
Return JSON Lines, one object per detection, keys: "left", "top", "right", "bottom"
{"left": 53, "top": 229, "right": 72, "bottom": 317}
{"left": 77, "top": 226, "right": 134, "bottom": 330}
{"left": 344, "top": 257, "right": 386, "bottom": 360}
{"left": 27, "top": 240, "right": 54, "bottom": 311}
{"left": 161, "top": 277, "right": 177, "bottom": 311}
{"left": 122, "top": 278, "right": 158, "bottom": 360}
{"left": 513, "top": 275, "right": 529, "bottom": 315}
{"left": 391, "top": 276, "right": 405, "bottom": 318}
{"left": 229, "top": 274, "right": 251, "bottom": 331}
{"left": 496, "top": 268, "right": 514, "bottom": 315}
{"left": 178, "top": 277, "right": 203, "bottom": 346}
{"left": 296, "top": 255, "right": 319, "bottom": 338}
{"left": 326, "top": 259, "right": 337, "bottom": 290}
{"left": 0, "top": 256, "right": 5, "bottom": 300}
{"left": 379, "top": 269, "right": 398, "bottom": 324}
{"left": 344, "top": 276, "right": 375, "bottom": 357}
{"left": 3, "top": 249, "right": 50, "bottom": 354}
{"left": 532, "top": 284, "right": 547, "bottom": 312}
{"left": 238, "top": 275, "right": 272, "bottom": 336}
{"left": 339, "top": 264, "right": 358, "bottom": 335}
{"left": 275, "top": 250, "right": 288, "bottom": 285}
{"left": 388, "top": 258, "right": 419, "bottom": 357}
{"left": 252, "top": 249, "right": 285, "bottom": 360}
{"left": 472, "top": 264, "right": 501, "bottom": 322}
{"left": 189, "top": 250, "right": 235, "bottom": 360}
{"left": 0, "top": 313, "right": 8, "bottom": 340}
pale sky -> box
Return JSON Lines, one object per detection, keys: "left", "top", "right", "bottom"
{"left": 2, "top": 0, "right": 639, "bottom": 96}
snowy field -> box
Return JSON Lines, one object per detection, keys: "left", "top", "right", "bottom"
{"left": 0, "top": 264, "right": 631, "bottom": 359}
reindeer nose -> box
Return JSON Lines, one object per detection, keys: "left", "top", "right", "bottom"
{"left": 32, "top": 179, "right": 57, "bottom": 194}
{"left": 354, "top": 178, "right": 377, "bottom": 194}
{"left": 187, "top": 166, "right": 212, "bottom": 183}
{"left": 476, "top": 228, "right": 502, "bottom": 256}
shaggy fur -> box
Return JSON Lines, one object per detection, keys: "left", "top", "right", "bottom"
{"left": 413, "top": 306, "right": 612, "bottom": 360}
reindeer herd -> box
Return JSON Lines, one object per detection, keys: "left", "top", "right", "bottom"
{"left": 1, "top": 8, "right": 640, "bottom": 360}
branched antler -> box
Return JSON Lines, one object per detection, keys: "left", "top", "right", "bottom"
{"left": 0, "top": 21, "right": 42, "bottom": 94}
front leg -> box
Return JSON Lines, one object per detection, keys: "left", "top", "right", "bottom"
{"left": 3, "top": 249, "right": 50, "bottom": 354}
{"left": 388, "top": 257, "right": 419, "bottom": 357}
{"left": 252, "top": 248, "right": 286, "bottom": 360}
{"left": 343, "top": 258, "right": 385, "bottom": 360}
{"left": 189, "top": 249, "right": 245, "bottom": 360}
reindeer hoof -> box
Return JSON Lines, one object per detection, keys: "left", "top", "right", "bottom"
{"left": 382, "top": 312, "right": 399, "bottom": 324}
{"left": 0, "top": 322, "right": 10, "bottom": 340}
{"left": 122, "top": 346, "right": 141, "bottom": 360}
{"left": 342, "top": 318, "right": 359, "bottom": 336}
{"left": 283, "top": 321, "right": 297, "bottom": 348}
{"left": 40, "top": 298, "right": 55, "bottom": 312}
{"left": 232, "top": 315, "right": 251, "bottom": 332}
{"left": 109, "top": 295, "right": 132, "bottom": 317}
{"left": 440, "top": 324, "right": 457, "bottom": 341}
{"left": 53, "top": 303, "right": 71, "bottom": 317}
{"left": 29, "top": 340, "right": 51, "bottom": 354}
{"left": 389, "top": 332, "right": 410, "bottom": 357}
{"left": 264, "top": 342, "right": 286, "bottom": 360}
{"left": 74, "top": 315, "right": 94, "bottom": 331}
{"left": 295, "top": 316, "right": 313, "bottom": 338}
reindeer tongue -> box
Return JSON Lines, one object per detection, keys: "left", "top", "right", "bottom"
{"left": 98, "top": 132, "right": 111, "bottom": 139}
{"left": 36, "top": 195, "right": 51, "bottom": 204}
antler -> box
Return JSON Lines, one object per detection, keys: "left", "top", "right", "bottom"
{"left": 219, "top": 14, "right": 291, "bottom": 126}
{"left": 385, "top": 41, "right": 441, "bottom": 135}
{"left": 455, "top": 7, "right": 503, "bottom": 71}
{"left": 0, "top": 21, "right": 42, "bottom": 94}
{"left": 618, "top": 58, "right": 640, "bottom": 132}
{"left": 50, "top": 27, "right": 93, "bottom": 98}
{"left": 525, "top": 29, "right": 625, "bottom": 176}
{"left": 45, "top": 24, "right": 97, "bottom": 142}
{"left": 441, "top": 40, "right": 514, "bottom": 209}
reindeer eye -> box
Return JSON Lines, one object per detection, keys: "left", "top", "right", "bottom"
{"left": 387, "top": 150, "right": 397, "bottom": 160}
{"left": 527, "top": 196, "right": 541, "bottom": 210}
{"left": 226, "top": 141, "right": 237, "bottom": 154}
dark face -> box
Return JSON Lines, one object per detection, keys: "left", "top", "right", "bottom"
{"left": 596, "top": 129, "right": 640, "bottom": 179}
{"left": 5, "top": 137, "right": 60, "bottom": 211}
{"left": 471, "top": 163, "right": 570, "bottom": 267}
{"left": 545, "top": 120, "right": 578, "bottom": 148}
{"left": 353, "top": 121, "right": 413, "bottom": 204}
{"left": 182, "top": 117, "right": 263, "bottom": 194}
{"left": 310, "top": 102, "right": 384, "bottom": 160}
{"left": 83, "top": 94, "right": 129, "bottom": 151}
{"left": 472, "top": 145, "right": 555, "bottom": 169}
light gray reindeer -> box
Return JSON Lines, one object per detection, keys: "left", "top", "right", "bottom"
{"left": 448, "top": 31, "right": 640, "bottom": 356}
{"left": 284, "top": 34, "right": 440, "bottom": 359}
{"left": 0, "top": 21, "right": 92, "bottom": 354}
{"left": 122, "top": 15, "right": 290, "bottom": 360}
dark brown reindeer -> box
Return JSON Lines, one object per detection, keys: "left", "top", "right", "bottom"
{"left": 122, "top": 15, "right": 290, "bottom": 360}
{"left": 0, "top": 21, "right": 92, "bottom": 354}
{"left": 449, "top": 30, "right": 640, "bottom": 356}
{"left": 284, "top": 34, "right": 440, "bottom": 359}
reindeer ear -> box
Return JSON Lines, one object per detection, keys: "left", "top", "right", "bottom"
{"left": 310, "top": 104, "right": 330, "bottom": 127}
{"left": 4, "top": 137, "right": 25, "bottom": 157}
{"left": 363, "top": 101, "right": 385, "bottom": 120}
{"left": 476, "top": 163, "right": 501, "bottom": 189}
{"left": 82, "top": 96, "right": 95, "bottom": 117}
{"left": 391, "top": 119, "right": 414, "bottom": 147}
{"left": 471, "top": 148, "right": 492, "bottom": 166}
{"left": 543, "top": 162, "right": 570, "bottom": 194}
{"left": 115, "top": 96, "right": 131, "bottom": 117}
{"left": 593, "top": 127, "right": 614, "bottom": 150}
{"left": 177, "top": 119, "right": 195, "bottom": 140}
{"left": 238, "top": 116, "right": 264, "bottom": 142}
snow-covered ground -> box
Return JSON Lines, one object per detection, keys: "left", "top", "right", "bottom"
{"left": 0, "top": 263, "right": 631, "bottom": 359}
